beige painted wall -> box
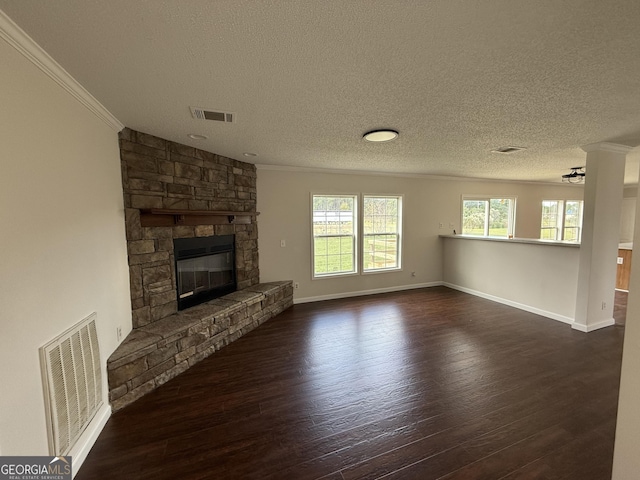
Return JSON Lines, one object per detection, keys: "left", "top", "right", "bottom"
{"left": 257, "top": 167, "right": 583, "bottom": 302}
{"left": 442, "top": 237, "right": 580, "bottom": 322}
{"left": 0, "top": 36, "right": 130, "bottom": 456}
{"left": 613, "top": 182, "right": 640, "bottom": 478}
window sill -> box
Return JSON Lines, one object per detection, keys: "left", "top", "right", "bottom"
{"left": 363, "top": 267, "right": 402, "bottom": 275}
{"left": 439, "top": 234, "right": 580, "bottom": 248}
{"left": 312, "top": 271, "right": 359, "bottom": 280}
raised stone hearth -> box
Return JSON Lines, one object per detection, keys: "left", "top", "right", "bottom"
{"left": 108, "top": 281, "right": 293, "bottom": 411}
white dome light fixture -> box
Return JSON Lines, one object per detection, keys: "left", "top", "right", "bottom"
{"left": 363, "top": 129, "right": 399, "bottom": 142}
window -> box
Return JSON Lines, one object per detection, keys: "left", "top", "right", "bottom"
{"left": 540, "top": 200, "right": 583, "bottom": 242}
{"left": 563, "top": 201, "right": 583, "bottom": 242}
{"left": 363, "top": 196, "right": 402, "bottom": 272}
{"left": 312, "top": 195, "right": 357, "bottom": 277}
{"left": 312, "top": 194, "right": 402, "bottom": 278}
{"left": 541, "top": 200, "right": 561, "bottom": 240}
{"left": 462, "top": 197, "right": 516, "bottom": 237}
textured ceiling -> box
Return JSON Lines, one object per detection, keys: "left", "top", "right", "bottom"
{"left": 2, "top": 0, "right": 640, "bottom": 184}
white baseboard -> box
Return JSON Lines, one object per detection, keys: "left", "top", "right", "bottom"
{"left": 571, "top": 318, "right": 615, "bottom": 332}
{"left": 70, "top": 403, "right": 111, "bottom": 478}
{"left": 293, "top": 282, "right": 442, "bottom": 304}
{"left": 442, "top": 282, "right": 575, "bottom": 325}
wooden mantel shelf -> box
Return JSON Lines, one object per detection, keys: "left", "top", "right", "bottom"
{"left": 140, "top": 208, "right": 259, "bottom": 227}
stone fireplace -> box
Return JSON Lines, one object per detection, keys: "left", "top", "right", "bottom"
{"left": 119, "top": 128, "right": 260, "bottom": 328}
{"left": 108, "top": 129, "right": 293, "bottom": 411}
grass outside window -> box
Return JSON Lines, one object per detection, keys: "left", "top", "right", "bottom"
{"left": 312, "top": 195, "right": 357, "bottom": 277}
{"left": 312, "top": 194, "right": 402, "bottom": 278}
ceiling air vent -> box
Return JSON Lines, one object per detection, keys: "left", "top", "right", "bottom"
{"left": 491, "top": 146, "right": 527, "bottom": 154}
{"left": 190, "top": 106, "right": 234, "bottom": 123}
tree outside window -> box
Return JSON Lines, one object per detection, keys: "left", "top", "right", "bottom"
{"left": 462, "top": 197, "right": 515, "bottom": 237}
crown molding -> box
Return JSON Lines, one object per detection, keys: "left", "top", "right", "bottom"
{"left": 581, "top": 142, "right": 635, "bottom": 154}
{"left": 0, "top": 9, "right": 124, "bottom": 132}
{"left": 254, "top": 163, "right": 585, "bottom": 187}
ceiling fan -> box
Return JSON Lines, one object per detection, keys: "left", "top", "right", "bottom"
{"left": 562, "top": 167, "right": 585, "bottom": 184}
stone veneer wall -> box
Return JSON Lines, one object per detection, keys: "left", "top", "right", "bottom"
{"left": 120, "top": 128, "right": 259, "bottom": 327}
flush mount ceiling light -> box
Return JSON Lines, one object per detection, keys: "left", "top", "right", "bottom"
{"left": 562, "top": 166, "right": 586, "bottom": 184}
{"left": 243, "top": 152, "right": 257, "bottom": 157}
{"left": 187, "top": 134, "right": 207, "bottom": 140}
{"left": 363, "top": 129, "right": 399, "bottom": 142}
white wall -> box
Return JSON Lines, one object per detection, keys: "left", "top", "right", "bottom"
{"left": 442, "top": 237, "right": 580, "bottom": 322}
{"left": 0, "top": 27, "right": 130, "bottom": 462}
{"left": 613, "top": 183, "right": 640, "bottom": 478}
{"left": 257, "top": 167, "right": 583, "bottom": 302}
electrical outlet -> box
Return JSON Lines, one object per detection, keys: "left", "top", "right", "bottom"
{"left": 116, "top": 326, "right": 122, "bottom": 342}
{"left": 439, "top": 222, "right": 444, "bottom": 229}
{"left": 411, "top": 271, "right": 416, "bottom": 277}
{"left": 280, "top": 239, "right": 286, "bottom": 247}
{"left": 294, "top": 282, "right": 299, "bottom": 289}
{"left": 602, "top": 301, "right": 607, "bottom": 310}
{"left": 617, "top": 257, "right": 624, "bottom": 264}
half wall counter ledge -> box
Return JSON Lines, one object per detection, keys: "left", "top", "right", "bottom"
{"left": 139, "top": 208, "right": 259, "bottom": 227}
{"left": 439, "top": 234, "right": 580, "bottom": 248}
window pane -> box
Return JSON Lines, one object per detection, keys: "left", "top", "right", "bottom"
{"left": 563, "top": 201, "right": 583, "bottom": 242}
{"left": 564, "top": 201, "right": 580, "bottom": 226}
{"left": 363, "top": 196, "right": 401, "bottom": 271}
{"left": 488, "top": 199, "right": 511, "bottom": 237}
{"left": 563, "top": 227, "right": 580, "bottom": 242}
{"left": 312, "top": 195, "right": 356, "bottom": 276}
{"left": 540, "top": 200, "right": 560, "bottom": 240}
{"left": 462, "top": 200, "right": 488, "bottom": 236}
{"left": 364, "top": 234, "right": 398, "bottom": 270}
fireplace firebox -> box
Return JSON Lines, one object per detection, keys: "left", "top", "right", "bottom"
{"left": 174, "top": 235, "right": 236, "bottom": 310}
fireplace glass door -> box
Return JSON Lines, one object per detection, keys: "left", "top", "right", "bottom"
{"left": 174, "top": 234, "right": 236, "bottom": 310}
{"left": 177, "top": 252, "right": 233, "bottom": 300}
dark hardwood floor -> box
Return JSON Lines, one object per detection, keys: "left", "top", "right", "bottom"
{"left": 77, "top": 287, "right": 625, "bottom": 480}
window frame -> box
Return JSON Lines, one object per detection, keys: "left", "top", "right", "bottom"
{"left": 541, "top": 200, "right": 562, "bottom": 240}
{"left": 311, "top": 193, "right": 403, "bottom": 279}
{"left": 540, "top": 199, "right": 583, "bottom": 243}
{"left": 362, "top": 195, "right": 403, "bottom": 274}
{"left": 562, "top": 200, "right": 583, "bottom": 243}
{"left": 311, "top": 193, "right": 359, "bottom": 279}
{"left": 461, "top": 195, "right": 517, "bottom": 238}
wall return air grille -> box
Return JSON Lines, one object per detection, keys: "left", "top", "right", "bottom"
{"left": 190, "top": 106, "right": 235, "bottom": 123}
{"left": 40, "top": 313, "right": 103, "bottom": 456}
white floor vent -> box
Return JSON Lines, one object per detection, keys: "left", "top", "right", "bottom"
{"left": 40, "top": 313, "right": 103, "bottom": 456}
